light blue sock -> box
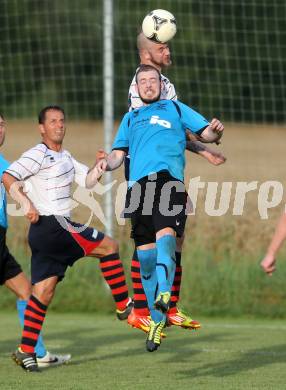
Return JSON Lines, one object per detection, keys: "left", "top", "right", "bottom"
{"left": 156, "top": 235, "right": 176, "bottom": 294}
{"left": 137, "top": 248, "right": 164, "bottom": 323}
{"left": 17, "top": 299, "right": 47, "bottom": 358}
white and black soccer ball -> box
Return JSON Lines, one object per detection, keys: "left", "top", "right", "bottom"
{"left": 142, "top": 9, "right": 177, "bottom": 44}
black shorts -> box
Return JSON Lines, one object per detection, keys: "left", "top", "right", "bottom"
{"left": 0, "top": 226, "right": 22, "bottom": 285}
{"left": 28, "top": 215, "right": 105, "bottom": 284}
{"left": 129, "top": 171, "right": 188, "bottom": 247}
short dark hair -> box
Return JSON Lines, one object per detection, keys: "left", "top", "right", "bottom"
{"left": 0, "top": 112, "right": 4, "bottom": 121}
{"left": 38, "top": 105, "right": 65, "bottom": 124}
{"left": 135, "top": 64, "right": 161, "bottom": 84}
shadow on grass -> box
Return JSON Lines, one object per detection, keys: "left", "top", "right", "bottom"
{"left": 3, "top": 319, "right": 284, "bottom": 375}
{"left": 179, "top": 343, "right": 286, "bottom": 378}
{"left": 71, "top": 329, "right": 238, "bottom": 364}
{"left": 0, "top": 323, "right": 232, "bottom": 365}
{"left": 0, "top": 325, "right": 141, "bottom": 358}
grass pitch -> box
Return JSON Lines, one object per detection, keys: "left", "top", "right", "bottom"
{"left": 1, "top": 312, "right": 286, "bottom": 389}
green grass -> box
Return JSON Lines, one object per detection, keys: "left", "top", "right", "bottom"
{"left": 1, "top": 312, "right": 286, "bottom": 389}
{"left": 2, "top": 245, "right": 286, "bottom": 318}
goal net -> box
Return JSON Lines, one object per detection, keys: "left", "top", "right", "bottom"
{"left": 0, "top": 0, "right": 285, "bottom": 123}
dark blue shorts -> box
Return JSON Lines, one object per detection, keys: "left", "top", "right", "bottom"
{"left": 28, "top": 215, "right": 104, "bottom": 284}
{"left": 0, "top": 226, "right": 22, "bottom": 285}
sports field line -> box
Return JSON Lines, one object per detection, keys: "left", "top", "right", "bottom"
{"left": 42, "top": 344, "right": 286, "bottom": 357}
{"left": 40, "top": 343, "right": 286, "bottom": 357}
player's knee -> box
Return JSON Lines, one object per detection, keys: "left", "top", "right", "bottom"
{"left": 34, "top": 291, "right": 53, "bottom": 306}
{"left": 111, "top": 239, "right": 119, "bottom": 253}
{"left": 17, "top": 287, "right": 31, "bottom": 301}
{"left": 156, "top": 235, "right": 176, "bottom": 265}
{"left": 20, "top": 279, "right": 32, "bottom": 300}
{"left": 4, "top": 272, "right": 31, "bottom": 300}
{"left": 137, "top": 248, "right": 157, "bottom": 274}
{"left": 89, "top": 235, "right": 119, "bottom": 258}
{"left": 106, "top": 237, "right": 119, "bottom": 254}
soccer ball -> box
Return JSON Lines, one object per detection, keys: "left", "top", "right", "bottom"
{"left": 142, "top": 9, "right": 177, "bottom": 44}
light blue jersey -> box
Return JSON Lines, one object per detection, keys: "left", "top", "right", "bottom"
{"left": 0, "top": 154, "right": 9, "bottom": 228}
{"left": 112, "top": 100, "right": 209, "bottom": 184}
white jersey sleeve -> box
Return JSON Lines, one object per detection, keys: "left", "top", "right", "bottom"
{"left": 128, "top": 73, "right": 141, "bottom": 111}
{"left": 161, "top": 74, "right": 177, "bottom": 101}
{"left": 128, "top": 70, "right": 177, "bottom": 111}
{"left": 71, "top": 157, "right": 89, "bottom": 187}
{"left": 5, "top": 144, "right": 90, "bottom": 217}
{"left": 5, "top": 144, "right": 47, "bottom": 180}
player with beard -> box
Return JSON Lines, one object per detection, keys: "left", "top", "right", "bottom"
{"left": 89, "top": 65, "right": 224, "bottom": 351}
{"left": 125, "top": 33, "right": 226, "bottom": 334}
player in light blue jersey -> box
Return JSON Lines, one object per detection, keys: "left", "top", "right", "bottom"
{"left": 0, "top": 113, "right": 71, "bottom": 368}
{"left": 125, "top": 32, "right": 226, "bottom": 335}
{"left": 116, "top": 99, "right": 209, "bottom": 185}
{"left": 88, "top": 65, "right": 224, "bottom": 351}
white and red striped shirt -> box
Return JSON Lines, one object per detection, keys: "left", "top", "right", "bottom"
{"left": 6, "top": 143, "right": 88, "bottom": 217}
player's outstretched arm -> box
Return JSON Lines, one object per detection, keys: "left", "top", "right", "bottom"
{"left": 96, "top": 149, "right": 108, "bottom": 163}
{"left": 85, "top": 149, "right": 108, "bottom": 189}
{"left": 2, "top": 172, "right": 39, "bottom": 223}
{"left": 85, "top": 149, "right": 126, "bottom": 189}
{"left": 85, "top": 163, "right": 105, "bottom": 189}
{"left": 261, "top": 212, "right": 286, "bottom": 276}
{"left": 186, "top": 140, "right": 226, "bottom": 166}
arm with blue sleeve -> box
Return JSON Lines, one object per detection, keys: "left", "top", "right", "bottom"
{"left": 177, "top": 101, "right": 224, "bottom": 144}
